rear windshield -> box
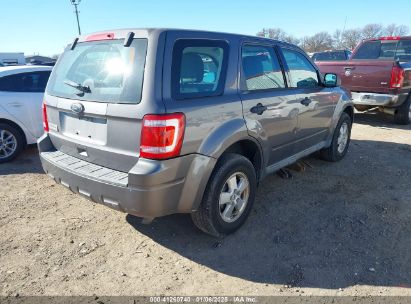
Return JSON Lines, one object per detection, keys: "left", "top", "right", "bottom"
{"left": 312, "top": 51, "right": 347, "bottom": 61}
{"left": 352, "top": 39, "right": 411, "bottom": 61}
{"left": 47, "top": 39, "right": 148, "bottom": 104}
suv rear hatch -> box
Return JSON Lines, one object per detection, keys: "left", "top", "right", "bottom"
{"left": 44, "top": 32, "right": 157, "bottom": 172}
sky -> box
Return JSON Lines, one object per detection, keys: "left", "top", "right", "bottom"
{"left": 1, "top": 0, "right": 410, "bottom": 56}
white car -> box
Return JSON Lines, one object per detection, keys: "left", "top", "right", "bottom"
{"left": 0, "top": 65, "right": 52, "bottom": 162}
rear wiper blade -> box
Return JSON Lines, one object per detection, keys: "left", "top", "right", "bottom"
{"left": 63, "top": 79, "right": 91, "bottom": 93}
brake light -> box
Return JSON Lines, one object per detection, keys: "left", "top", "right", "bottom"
{"left": 85, "top": 32, "right": 115, "bottom": 42}
{"left": 140, "top": 113, "right": 185, "bottom": 160}
{"left": 380, "top": 36, "right": 401, "bottom": 41}
{"left": 390, "top": 65, "right": 405, "bottom": 89}
{"left": 42, "top": 102, "right": 49, "bottom": 132}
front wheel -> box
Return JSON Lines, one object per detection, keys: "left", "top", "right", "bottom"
{"left": 191, "top": 153, "right": 257, "bottom": 237}
{"left": 320, "top": 112, "right": 352, "bottom": 162}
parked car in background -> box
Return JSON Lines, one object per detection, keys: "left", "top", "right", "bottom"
{"left": 312, "top": 50, "right": 352, "bottom": 62}
{"left": 38, "top": 29, "right": 353, "bottom": 236}
{"left": 0, "top": 65, "right": 52, "bottom": 162}
{"left": 317, "top": 36, "right": 411, "bottom": 124}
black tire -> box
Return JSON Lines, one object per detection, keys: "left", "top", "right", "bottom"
{"left": 0, "top": 123, "right": 25, "bottom": 163}
{"left": 191, "top": 153, "right": 257, "bottom": 237}
{"left": 394, "top": 95, "right": 411, "bottom": 125}
{"left": 320, "top": 112, "right": 352, "bottom": 162}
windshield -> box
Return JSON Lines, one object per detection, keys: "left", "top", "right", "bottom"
{"left": 46, "top": 38, "right": 148, "bottom": 104}
{"left": 312, "top": 51, "right": 347, "bottom": 61}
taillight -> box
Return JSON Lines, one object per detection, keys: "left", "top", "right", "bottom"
{"left": 380, "top": 36, "right": 401, "bottom": 41}
{"left": 390, "top": 65, "right": 405, "bottom": 89}
{"left": 85, "top": 32, "right": 115, "bottom": 42}
{"left": 42, "top": 102, "right": 49, "bottom": 132}
{"left": 140, "top": 113, "right": 185, "bottom": 160}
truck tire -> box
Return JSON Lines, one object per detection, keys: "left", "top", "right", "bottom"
{"left": 320, "top": 112, "right": 352, "bottom": 162}
{"left": 0, "top": 123, "right": 25, "bottom": 163}
{"left": 191, "top": 153, "right": 257, "bottom": 237}
{"left": 394, "top": 95, "right": 411, "bottom": 125}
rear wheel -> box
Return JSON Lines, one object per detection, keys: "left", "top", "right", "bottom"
{"left": 394, "top": 95, "right": 411, "bottom": 125}
{"left": 320, "top": 112, "right": 352, "bottom": 162}
{"left": 191, "top": 153, "right": 257, "bottom": 237}
{"left": 0, "top": 123, "right": 24, "bottom": 163}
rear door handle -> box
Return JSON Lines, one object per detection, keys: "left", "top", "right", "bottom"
{"left": 250, "top": 103, "right": 267, "bottom": 115}
{"left": 300, "top": 97, "right": 312, "bottom": 106}
{"left": 344, "top": 66, "right": 355, "bottom": 70}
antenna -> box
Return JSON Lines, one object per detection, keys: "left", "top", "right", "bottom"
{"left": 342, "top": 16, "right": 347, "bottom": 35}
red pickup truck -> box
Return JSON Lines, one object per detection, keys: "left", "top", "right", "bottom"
{"left": 316, "top": 36, "right": 411, "bottom": 124}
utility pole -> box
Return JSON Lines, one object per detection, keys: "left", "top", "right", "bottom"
{"left": 342, "top": 16, "right": 347, "bottom": 36}
{"left": 70, "top": 0, "right": 82, "bottom": 35}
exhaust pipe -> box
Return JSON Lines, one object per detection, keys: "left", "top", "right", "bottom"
{"left": 378, "top": 107, "right": 396, "bottom": 116}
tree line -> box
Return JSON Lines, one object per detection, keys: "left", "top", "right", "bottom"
{"left": 256, "top": 23, "right": 409, "bottom": 53}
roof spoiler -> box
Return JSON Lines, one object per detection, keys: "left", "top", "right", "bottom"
{"left": 69, "top": 31, "right": 135, "bottom": 50}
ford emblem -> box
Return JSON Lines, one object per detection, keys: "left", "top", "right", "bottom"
{"left": 71, "top": 103, "right": 85, "bottom": 115}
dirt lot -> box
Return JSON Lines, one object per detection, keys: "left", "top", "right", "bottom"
{"left": 0, "top": 112, "right": 410, "bottom": 297}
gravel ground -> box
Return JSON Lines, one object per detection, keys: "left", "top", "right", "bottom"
{"left": 0, "top": 112, "right": 410, "bottom": 297}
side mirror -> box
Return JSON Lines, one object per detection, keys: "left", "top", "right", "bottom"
{"left": 324, "top": 73, "right": 341, "bottom": 87}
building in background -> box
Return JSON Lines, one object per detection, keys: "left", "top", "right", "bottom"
{"left": 0, "top": 52, "right": 25, "bottom": 66}
{"left": 25, "top": 55, "right": 56, "bottom": 66}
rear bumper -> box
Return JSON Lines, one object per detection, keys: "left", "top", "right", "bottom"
{"left": 38, "top": 134, "right": 216, "bottom": 219}
{"left": 351, "top": 92, "right": 400, "bottom": 106}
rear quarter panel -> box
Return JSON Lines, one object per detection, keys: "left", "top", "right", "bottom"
{"left": 0, "top": 104, "right": 36, "bottom": 144}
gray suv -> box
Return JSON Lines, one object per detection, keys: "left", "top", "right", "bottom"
{"left": 38, "top": 29, "right": 354, "bottom": 236}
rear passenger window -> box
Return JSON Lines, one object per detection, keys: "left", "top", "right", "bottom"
{"left": 395, "top": 40, "right": 411, "bottom": 62}
{"left": 282, "top": 49, "right": 319, "bottom": 88}
{"left": 352, "top": 40, "right": 398, "bottom": 60}
{"left": 0, "top": 71, "right": 51, "bottom": 92}
{"left": 171, "top": 39, "right": 228, "bottom": 99}
{"left": 241, "top": 45, "right": 285, "bottom": 91}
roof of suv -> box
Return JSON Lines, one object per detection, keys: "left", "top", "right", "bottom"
{"left": 0, "top": 65, "right": 52, "bottom": 77}
{"left": 76, "top": 28, "right": 297, "bottom": 48}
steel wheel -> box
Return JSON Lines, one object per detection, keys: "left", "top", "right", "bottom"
{"left": 219, "top": 172, "right": 250, "bottom": 223}
{"left": 337, "top": 122, "right": 349, "bottom": 154}
{"left": 0, "top": 129, "right": 18, "bottom": 160}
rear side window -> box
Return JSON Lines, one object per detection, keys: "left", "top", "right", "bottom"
{"left": 396, "top": 40, "right": 411, "bottom": 62}
{"left": 47, "top": 39, "right": 147, "bottom": 104}
{"left": 241, "top": 45, "right": 285, "bottom": 91}
{"left": 352, "top": 40, "right": 398, "bottom": 60}
{"left": 0, "top": 71, "right": 51, "bottom": 92}
{"left": 312, "top": 51, "right": 347, "bottom": 61}
{"left": 282, "top": 49, "right": 319, "bottom": 88}
{"left": 171, "top": 39, "right": 229, "bottom": 99}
